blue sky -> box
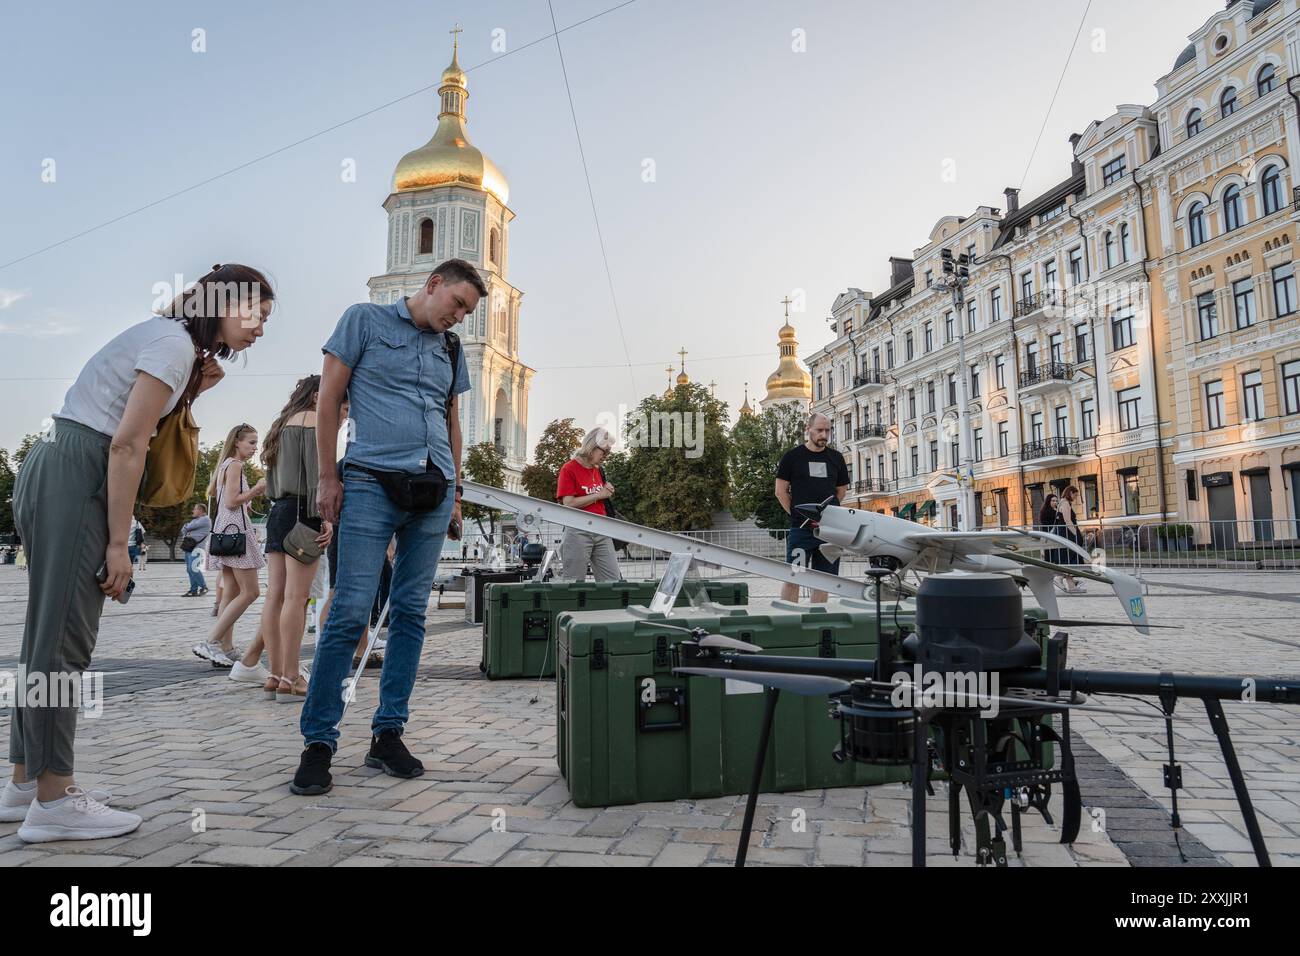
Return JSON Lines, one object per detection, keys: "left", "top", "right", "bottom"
{"left": 0, "top": 0, "right": 1225, "bottom": 453}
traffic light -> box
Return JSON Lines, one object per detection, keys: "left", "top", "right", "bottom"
{"left": 957, "top": 253, "right": 970, "bottom": 280}
{"left": 941, "top": 248, "right": 954, "bottom": 276}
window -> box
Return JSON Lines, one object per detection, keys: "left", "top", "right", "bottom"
{"left": 1102, "top": 155, "right": 1127, "bottom": 187}
{"left": 950, "top": 438, "right": 959, "bottom": 466}
{"left": 1049, "top": 332, "right": 1063, "bottom": 364}
{"left": 924, "top": 322, "right": 933, "bottom": 352}
{"left": 1080, "top": 397, "right": 1095, "bottom": 438}
{"left": 1054, "top": 405, "right": 1069, "bottom": 438}
{"left": 817, "top": 377, "right": 823, "bottom": 401}
{"left": 1186, "top": 108, "right": 1203, "bottom": 138}
{"left": 1069, "top": 247, "right": 1084, "bottom": 285}
{"left": 998, "top": 421, "right": 1009, "bottom": 457}
{"left": 928, "top": 440, "right": 938, "bottom": 472}
{"left": 947, "top": 373, "right": 957, "bottom": 407}
{"left": 908, "top": 389, "right": 916, "bottom": 419}
{"left": 1258, "top": 63, "right": 1277, "bottom": 97}
{"left": 967, "top": 302, "right": 977, "bottom": 332}
{"left": 1080, "top": 476, "right": 1099, "bottom": 519}
{"left": 1188, "top": 202, "right": 1207, "bottom": 247}
{"left": 826, "top": 373, "right": 834, "bottom": 397}
{"left": 1020, "top": 271, "right": 1034, "bottom": 300}
{"left": 1262, "top": 165, "right": 1283, "bottom": 215}
{"left": 841, "top": 365, "right": 848, "bottom": 390}
{"left": 1074, "top": 322, "right": 1089, "bottom": 361}
{"left": 1220, "top": 86, "right": 1238, "bottom": 118}
{"left": 966, "top": 243, "right": 976, "bottom": 260}
{"left": 1283, "top": 360, "right": 1300, "bottom": 415}
{"left": 944, "top": 312, "right": 953, "bottom": 343}
{"left": 1112, "top": 308, "right": 1135, "bottom": 349}
{"left": 995, "top": 353, "right": 1006, "bottom": 389}
{"left": 1120, "top": 223, "right": 1132, "bottom": 262}
{"left": 1043, "top": 259, "right": 1058, "bottom": 291}
{"left": 973, "top": 428, "right": 984, "bottom": 462}
{"left": 1223, "top": 185, "right": 1243, "bottom": 232}
{"left": 926, "top": 381, "right": 935, "bottom": 413}
{"left": 1273, "top": 263, "right": 1297, "bottom": 316}
{"left": 925, "top": 269, "right": 933, "bottom": 287}
{"left": 970, "top": 364, "right": 981, "bottom": 398}
{"left": 874, "top": 400, "right": 882, "bottom": 423}
{"left": 1040, "top": 203, "right": 1065, "bottom": 224}
{"left": 1242, "top": 370, "right": 1264, "bottom": 421}
{"left": 1117, "top": 387, "right": 1141, "bottom": 431}
{"left": 889, "top": 396, "right": 896, "bottom": 424}
{"left": 1198, "top": 292, "right": 1219, "bottom": 340}
{"left": 876, "top": 454, "right": 885, "bottom": 479}
{"left": 890, "top": 451, "right": 898, "bottom": 479}
{"left": 1104, "top": 231, "right": 1115, "bottom": 269}
{"left": 905, "top": 331, "right": 914, "bottom": 361}
{"left": 1025, "top": 340, "right": 1039, "bottom": 373}
{"left": 886, "top": 342, "right": 895, "bottom": 369}
{"left": 990, "top": 287, "right": 1003, "bottom": 322}
{"left": 1030, "top": 412, "right": 1044, "bottom": 443}
{"left": 418, "top": 218, "right": 434, "bottom": 255}
{"left": 910, "top": 446, "right": 919, "bottom": 476}
{"left": 1233, "top": 278, "right": 1256, "bottom": 329}
{"left": 1122, "top": 471, "right": 1141, "bottom": 516}
{"left": 872, "top": 347, "right": 881, "bottom": 371}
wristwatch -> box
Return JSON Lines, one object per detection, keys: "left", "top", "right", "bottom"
{"left": 455, "top": 484, "right": 464, "bottom": 501}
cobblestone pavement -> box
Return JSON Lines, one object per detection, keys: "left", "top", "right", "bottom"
{"left": 0, "top": 564, "right": 1295, "bottom": 867}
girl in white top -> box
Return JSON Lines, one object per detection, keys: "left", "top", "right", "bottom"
{"left": 3, "top": 264, "right": 274, "bottom": 844}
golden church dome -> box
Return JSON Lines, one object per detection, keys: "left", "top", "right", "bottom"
{"left": 392, "top": 41, "right": 509, "bottom": 205}
{"left": 765, "top": 322, "right": 812, "bottom": 400}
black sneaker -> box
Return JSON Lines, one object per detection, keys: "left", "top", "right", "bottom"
{"left": 290, "top": 743, "right": 334, "bottom": 795}
{"left": 365, "top": 729, "right": 424, "bottom": 779}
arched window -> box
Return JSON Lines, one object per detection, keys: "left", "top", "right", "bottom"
{"left": 1120, "top": 223, "right": 1132, "bottom": 262}
{"left": 1220, "top": 87, "right": 1238, "bottom": 118}
{"left": 418, "top": 218, "right": 433, "bottom": 255}
{"left": 489, "top": 228, "right": 500, "bottom": 264}
{"left": 1188, "top": 202, "right": 1207, "bottom": 248}
{"left": 1186, "top": 109, "right": 1203, "bottom": 139}
{"left": 1222, "top": 185, "right": 1243, "bottom": 232}
{"left": 1262, "top": 165, "right": 1283, "bottom": 215}
{"left": 1258, "top": 64, "right": 1277, "bottom": 97}
{"left": 1104, "top": 231, "right": 1115, "bottom": 269}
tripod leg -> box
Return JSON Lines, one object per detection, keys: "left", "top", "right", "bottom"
{"left": 736, "top": 687, "right": 780, "bottom": 868}
{"left": 1202, "top": 696, "right": 1271, "bottom": 868}
{"left": 1010, "top": 800, "right": 1023, "bottom": 857}
{"left": 911, "top": 709, "right": 928, "bottom": 868}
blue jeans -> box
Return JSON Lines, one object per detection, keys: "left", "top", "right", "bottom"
{"left": 300, "top": 467, "right": 454, "bottom": 750}
{"left": 185, "top": 550, "right": 206, "bottom": 592}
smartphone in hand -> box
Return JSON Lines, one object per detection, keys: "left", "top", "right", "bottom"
{"left": 96, "top": 563, "right": 135, "bottom": 604}
{"left": 448, "top": 518, "right": 462, "bottom": 541}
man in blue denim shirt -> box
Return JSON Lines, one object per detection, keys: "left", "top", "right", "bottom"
{"left": 291, "top": 258, "right": 480, "bottom": 795}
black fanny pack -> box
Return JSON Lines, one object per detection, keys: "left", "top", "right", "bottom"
{"left": 355, "top": 465, "right": 447, "bottom": 513}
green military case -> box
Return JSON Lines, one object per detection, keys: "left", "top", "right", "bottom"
{"left": 479, "top": 579, "right": 748, "bottom": 680}
{"left": 556, "top": 598, "right": 922, "bottom": 808}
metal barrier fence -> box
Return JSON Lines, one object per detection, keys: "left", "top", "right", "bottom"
{"left": 1129, "top": 519, "right": 1300, "bottom": 571}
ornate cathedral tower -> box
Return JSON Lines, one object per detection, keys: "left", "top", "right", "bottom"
{"left": 368, "top": 31, "right": 534, "bottom": 490}
{"left": 761, "top": 298, "right": 812, "bottom": 413}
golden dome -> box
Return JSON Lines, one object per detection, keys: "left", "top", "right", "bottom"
{"left": 739, "top": 383, "right": 755, "bottom": 417}
{"left": 676, "top": 371, "right": 690, "bottom": 386}
{"left": 765, "top": 322, "right": 812, "bottom": 400}
{"left": 392, "top": 41, "right": 509, "bottom": 205}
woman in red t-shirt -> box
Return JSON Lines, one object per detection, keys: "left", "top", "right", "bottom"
{"left": 555, "top": 427, "right": 623, "bottom": 581}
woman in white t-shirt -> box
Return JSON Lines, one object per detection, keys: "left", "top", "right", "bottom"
{"left": 3, "top": 263, "right": 274, "bottom": 844}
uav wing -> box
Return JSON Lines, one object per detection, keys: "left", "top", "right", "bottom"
{"left": 902, "top": 528, "right": 1093, "bottom": 563}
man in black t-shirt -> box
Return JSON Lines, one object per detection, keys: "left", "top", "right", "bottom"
{"left": 775, "top": 413, "right": 850, "bottom": 602}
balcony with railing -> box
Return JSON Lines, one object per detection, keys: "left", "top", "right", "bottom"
{"left": 1018, "top": 361, "right": 1075, "bottom": 396}
{"left": 853, "top": 478, "right": 894, "bottom": 497}
{"left": 853, "top": 423, "right": 889, "bottom": 444}
{"left": 1020, "top": 436, "right": 1094, "bottom": 466}
{"left": 1013, "top": 288, "right": 1070, "bottom": 320}
{"left": 1293, "top": 185, "right": 1300, "bottom": 213}
{"left": 852, "top": 369, "right": 885, "bottom": 392}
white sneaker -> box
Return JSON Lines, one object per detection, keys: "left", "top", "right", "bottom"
{"left": 0, "top": 779, "right": 37, "bottom": 822}
{"left": 230, "top": 659, "right": 270, "bottom": 683}
{"left": 208, "top": 645, "right": 238, "bottom": 669}
{"left": 192, "top": 641, "right": 217, "bottom": 663}
{"left": 18, "top": 786, "right": 142, "bottom": 843}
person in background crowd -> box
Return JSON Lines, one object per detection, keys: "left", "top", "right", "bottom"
{"left": 253, "top": 376, "right": 333, "bottom": 700}
{"left": 2, "top": 262, "right": 273, "bottom": 843}
{"left": 775, "top": 413, "right": 849, "bottom": 603}
{"left": 555, "top": 427, "right": 622, "bottom": 582}
{"left": 1057, "top": 486, "right": 1086, "bottom": 594}
{"left": 1038, "top": 493, "right": 1063, "bottom": 566}
{"left": 181, "top": 503, "right": 211, "bottom": 596}
{"left": 135, "top": 520, "right": 148, "bottom": 572}
{"left": 193, "top": 423, "right": 267, "bottom": 667}
{"left": 292, "top": 258, "right": 476, "bottom": 796}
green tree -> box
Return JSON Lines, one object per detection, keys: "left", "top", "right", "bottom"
{"left": 462, "top": 442, "right": 507, "bottom": 538}
{"left": 621, "top": 383, "right": 730, "bottom": 530}
{"left": 0, "top": 449, "right": 14, "bottom": 538}
{"left": 728, "top": 403, "right": 807, "bottom": 533}
{"left": 598, "top": 449, "right": 637, "bottom": 522}
{"left": 521, "top": 417, "right": 584, "bottom": 501}
{"left": 13, "top": 433, "right": 41, "bottom": 468}
{"left": 140, "top": 503, "right": 188, "bottom": 559}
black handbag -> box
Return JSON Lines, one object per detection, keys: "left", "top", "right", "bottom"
{"left": 208, "top": 460, "right": 249, "bottom": 557}
{"left": 180, "top": 535, "right": 199, "bottom": 553}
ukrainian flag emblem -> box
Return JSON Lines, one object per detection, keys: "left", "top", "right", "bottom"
{"left": 1129, "top": 597, "right": 1145, "bottom": 618}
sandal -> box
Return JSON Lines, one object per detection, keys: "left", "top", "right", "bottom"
{"left": 263, "top": 675, "right": 281, "bottom": 700}
{"left": 352, "top": 649, "right": 384, "bottom": 670}
{"left": 276, "top": 674, "right": 309, "bottom": 704}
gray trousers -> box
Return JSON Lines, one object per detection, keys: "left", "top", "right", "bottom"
{"left": 558, "top": 529, "right": 622, "bottom": 582}
{"left": 9, "top": 418, "right": 110, "bottom": 776}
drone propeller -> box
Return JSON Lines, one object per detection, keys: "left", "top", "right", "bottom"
{"left": 697, "top": 634, "right": 763, "bottom": 654}
{"left": 674, "top": 667, "right": 851, "bottom": 697}
{"left": 1038, "top": 618, "right": 1181, "bottom": 630}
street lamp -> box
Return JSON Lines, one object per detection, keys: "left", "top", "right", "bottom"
{"left": 938, "top": 249, "right": 976, "bottom": 531}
